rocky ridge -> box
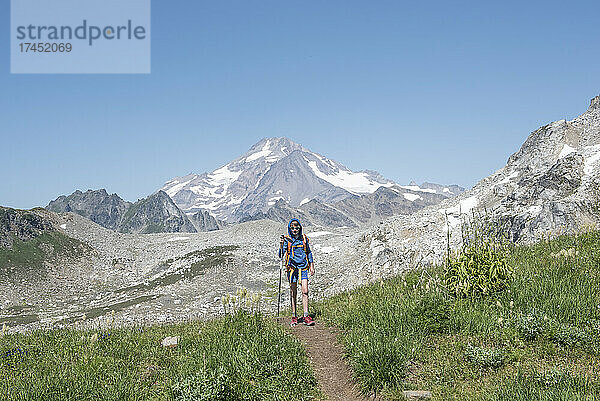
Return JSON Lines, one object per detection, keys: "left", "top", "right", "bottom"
{"left": 239, "top": 184, "right": 455, "bottom": 228}
{"left": 188, "top": 210, "right": 226, "bottom": 232}
{"left": 0, "top": 207, "right": 55, "bottom": 248}
{"left": 47, "top": 189, "right": 130, "bottom": 231}
{"left": 118, "top": 191, "right": 197, "bottom": 234}
{"left": 47, "top": 189, "right": 206, "bottom": 234}
{"left": 358, "top": 95, "right": 600, "bottom": 276}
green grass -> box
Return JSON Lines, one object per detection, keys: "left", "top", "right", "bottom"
{"left": 0, "top": 311, "right": 320, "bottom": 401}
{"left": 0, "top": 231, "right": 89, "bottom": 272}
{"left": 314, "top": 230, "right": 600, "bottom": 400}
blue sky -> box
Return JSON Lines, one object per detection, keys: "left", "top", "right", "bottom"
{"left": 2, "top": 0, "right": 599, "bottom": 209}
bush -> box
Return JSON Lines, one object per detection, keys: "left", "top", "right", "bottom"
{"left": 444, "top": 240, "right": 512, "bottom": 298}
{"left": 443, "top": 213, "right": 513, "bottom": 299}
{"left": 173, "top": 366, "right": 232, "bottom": 401}
{"left": 513, "top": 310, "right": 546, "bottom": 341}
{"left": 464, "top": 343, "right": 506, "bottom": 369}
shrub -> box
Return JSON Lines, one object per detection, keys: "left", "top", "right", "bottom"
{"left": 464, "top": 343, "right": 506, "bottom": 369}
{"left": 173, "top": 366, "right": 232, "bottom": 401}
{"left": 444, "top": 240, "right": 512, "bottom": 298}
{"left": 443, "top": 212, "right": 513, "bottom": 299}
{"left": 513, "top": 309, "right": 546, "bottom": 341}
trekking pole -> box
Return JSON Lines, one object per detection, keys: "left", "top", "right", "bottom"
{"left": 277, "top": 241, "right": 283, "bottom": 318}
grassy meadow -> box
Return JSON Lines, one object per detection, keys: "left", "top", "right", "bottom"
{"left": 314, "top": 230, "right": 600, "bottom": 400}
{"left": 0, "top": 311, "right": 319, "bottom": 401}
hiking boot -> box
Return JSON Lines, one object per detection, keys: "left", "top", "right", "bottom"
{"left": 290, "top": 316, "right": 298, "bottom": 327}
{"left": 303, "top": 315, "right": 315, "bottom": 326}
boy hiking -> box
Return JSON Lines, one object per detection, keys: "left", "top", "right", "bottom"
{"left": 279, "top": 218, "right": 315, "bottom": 327}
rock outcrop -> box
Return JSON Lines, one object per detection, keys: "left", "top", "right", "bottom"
{"left": 359, "top": 95, "right": 600, "bottom": 273}
{"left": 118, "top": 191, "right": 197, "bottom": 234}
{"left": 47, "top": 189, "right": 130, "bottom": 230}
{"left": 189, "top": 210, "right": 225, "bottom": 232}
{"left": 0, "top": 207, "right": 55, "bottom": 248}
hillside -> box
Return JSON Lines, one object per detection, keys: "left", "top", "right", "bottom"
{"left": 359, "top": 96, "right": 600, "bottom": 275}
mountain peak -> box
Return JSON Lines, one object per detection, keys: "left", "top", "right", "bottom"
{"left": 163, "top": 138, "right": 399, "bottom": 221}
{"left": 153, "top": 190, "right": 170, "bottom": 199}
{"left": 244, "top": 137, "right": 305, "bottom": 161}
{"left": 589, "top": 95, "right": 600, "bottom": 111}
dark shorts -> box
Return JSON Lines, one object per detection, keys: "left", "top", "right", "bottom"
{"left": 287, "top": 267, "right": 308, "bottom": 283}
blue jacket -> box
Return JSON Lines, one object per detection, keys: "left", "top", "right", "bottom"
{"left": 278, "top": 219, "right": 313, "bottom": 269}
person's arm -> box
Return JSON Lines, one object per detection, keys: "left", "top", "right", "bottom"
{"left": 306, "top": 240, "right": 315, "bottom": 276}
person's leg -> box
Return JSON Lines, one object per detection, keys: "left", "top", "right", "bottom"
{"left": 301, "top": 278, "right": 309, "bottom": 316}
{"left": 290, "top": 282, "right": 297, "bottom": 317}
{"left": 300, "top": 270, "right": 314, "bottom": 326}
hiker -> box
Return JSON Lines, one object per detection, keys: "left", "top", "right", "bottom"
{"left": 279, "top": 218, "right": 315, "bottom": 327}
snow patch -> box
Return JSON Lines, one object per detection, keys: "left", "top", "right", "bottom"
{"left": 440, "top": 196, "right": 479, "bottom": 229}
{"left": 299, "top": 198, "right": 311, "bottom": 206}
{"left": 246, "top": 139, "right": 277, "bottom": 162}
{"left": 319, "top": 246, "right": 336, "bottom": 254}
{"left": 458, "top": 196, "right": 479, "bottom": 213}
{"left": 528, "top": 205, "right": 542, "bottom": 216}
{"left": 559, "top": 144, "right": 576, "bottom": 158}
{"left": 207, "top": 165, "right": 242, "bottom": 187}
{"left": 399, "top": 185, "right": 436, "bottom": 194}
{"left": 307, "top": 160, "right": 393, "bottom": 194}
{"left": 245, "top": 149, "right": 273, "bottom": 162}
{"left": 165, "top": 176, "right": 196, "bottom": 197}
{"left": 307, "top": 231, "right": 333, "bottom": 237}
{"left": 267, "top": 196, "right": 285, "bottom": 206}
{"left": 584, "top": 145, "right": 600, "bottom": 175}
{"left": 60, "top": 223, "right": 67, "bottom": 229}
{"left": 403, "top": 193, "right": 421, "bottom": 202}
{"left": 227, "top": 196, "right": 244, "bottom": 206}
{"left": 168, "top": 236, "right": 190, "bottom": 242}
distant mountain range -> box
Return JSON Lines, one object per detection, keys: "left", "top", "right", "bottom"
{"left": 46, "top": 190, "right": 223, "bottom": 234}
{"left": 45, "top": 137, "right": 464, "bottom": 232}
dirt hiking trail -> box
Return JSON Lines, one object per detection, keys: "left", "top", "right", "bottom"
{"left": 277, "top": 317, "right": 380, "bottom": 401}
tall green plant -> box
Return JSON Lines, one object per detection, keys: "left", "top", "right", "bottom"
{"left": 444, "top": 212, "right": 513, "bottom": 298}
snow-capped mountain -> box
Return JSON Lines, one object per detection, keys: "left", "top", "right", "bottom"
{"left": 162, "top": 137, "right": 406, "bottom": 222}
